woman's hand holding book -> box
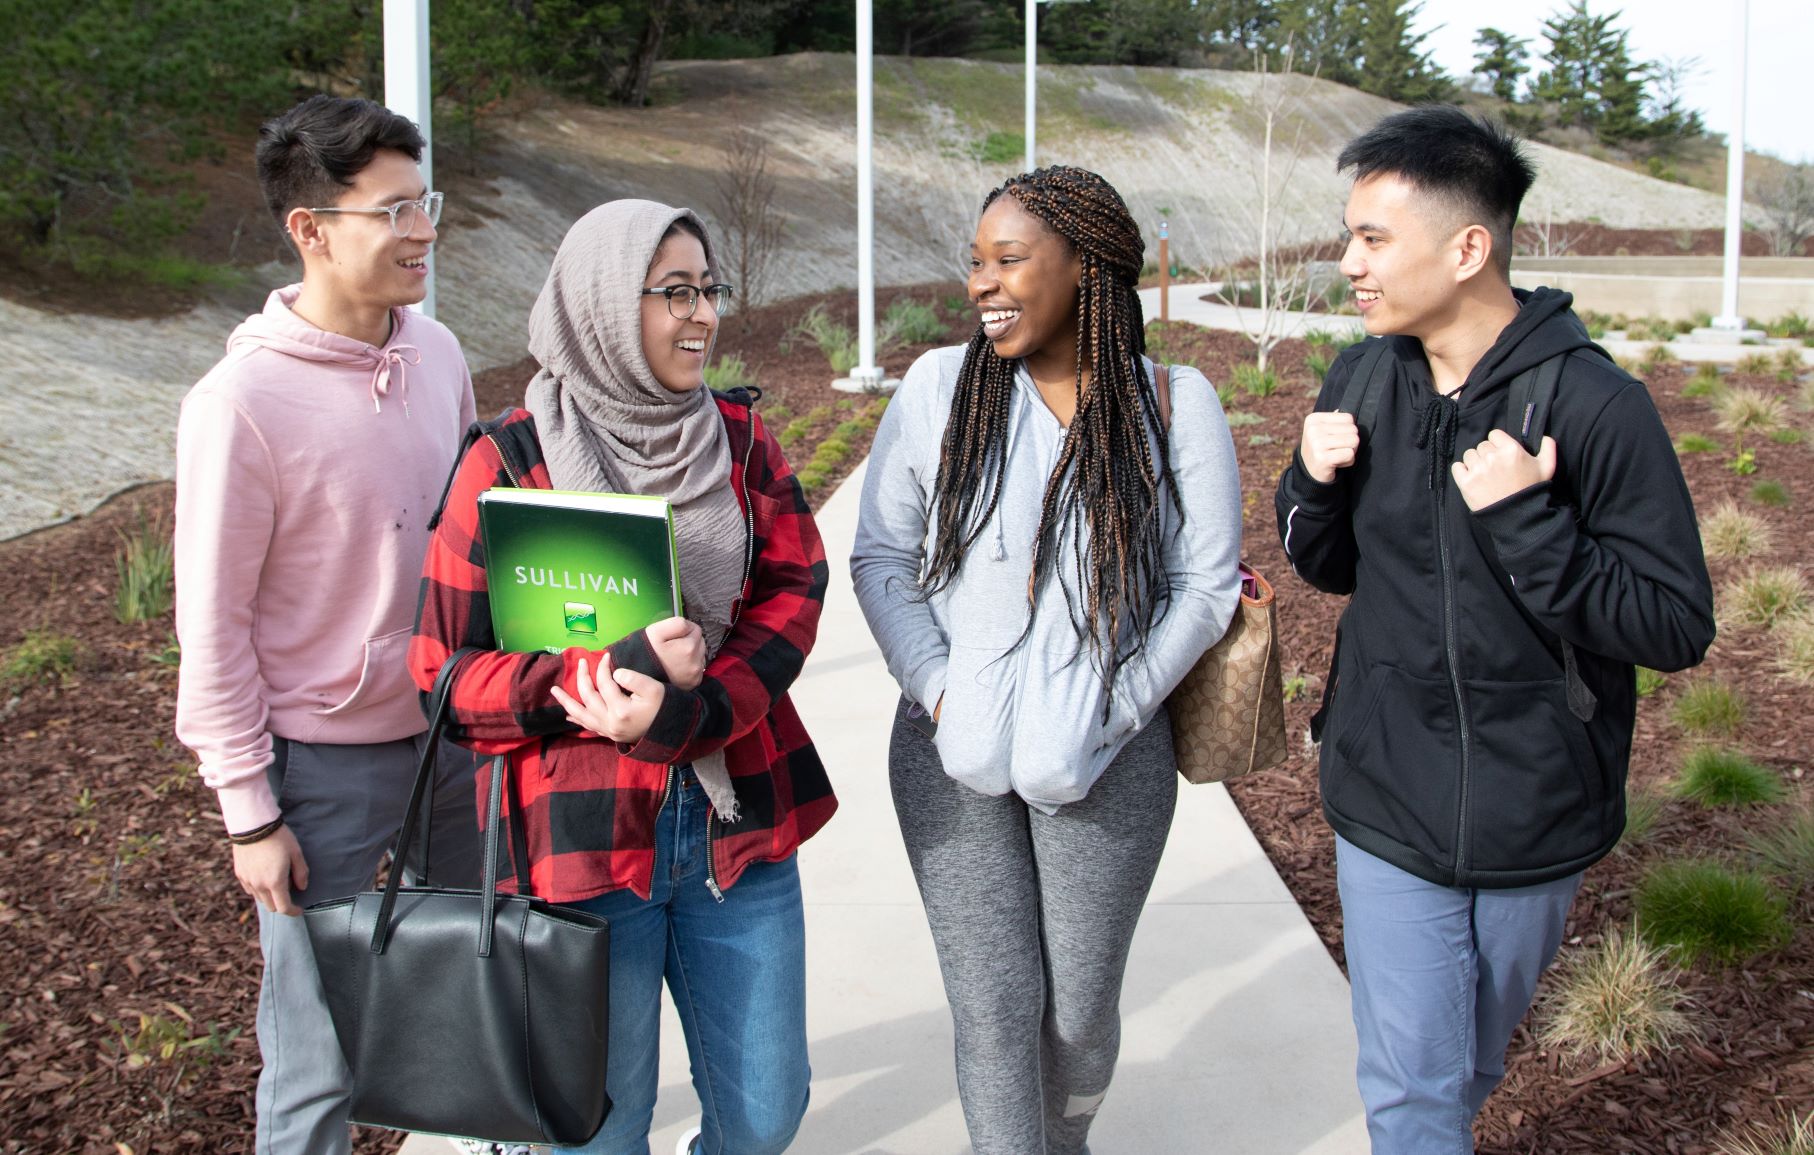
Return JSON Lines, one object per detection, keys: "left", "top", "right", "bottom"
{"left": 552, "top": 653, "right": 666, "bottom": 744}
{"left": 647, "top": 617, "right": 706, "bottom": 691}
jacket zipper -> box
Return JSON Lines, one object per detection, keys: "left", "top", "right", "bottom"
{"left": 1435, "top": 481, "right": 1473, "bottom": 885}
{"left": 702, "top": 416, "right": 759, "bottom": 905}
{"left": 485, "top": 432, "right": 522, "bottom": 488}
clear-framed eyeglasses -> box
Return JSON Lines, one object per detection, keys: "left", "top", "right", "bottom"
{"left": 307, "top": 191, "right": 444, "bottom": 237}
{"left": 640, "top": 283, "right": 735, "bottom": 319}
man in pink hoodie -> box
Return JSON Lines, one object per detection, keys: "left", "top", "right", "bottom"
{"left": 174, "top": 95, "right": 479, "bottom": 1154}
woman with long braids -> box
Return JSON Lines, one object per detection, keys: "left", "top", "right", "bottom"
{"left": 851, "top": 166, "right": 1242, "bottom": 1151}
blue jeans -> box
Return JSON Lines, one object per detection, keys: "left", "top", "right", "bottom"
{"left": 563, "top": 768, "right": 810, "bottom": 1155}
{"left": 1336, "top": 835, "right": 1581, "bottom": 1155}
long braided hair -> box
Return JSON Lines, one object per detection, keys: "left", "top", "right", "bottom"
{"left": 920, "top": 166, "right": 1179, "bottom": 704}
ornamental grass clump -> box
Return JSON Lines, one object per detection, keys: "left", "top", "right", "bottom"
{"left": 1674, "top": 747, "right": 1785, "bottom": 807}
{"left": 1746, "top": 807, "right": 1814, "bottom": 894}
{"left": 1535, "top": 929, "right": 1698, "bottom": 1065}
{"left": 114, "top": 516, "right": 174, "bottom": 624}
{"left": 1723, "top": 566, "right": 1810, "bottom": 630}
{"left": 2, "top": 629, "right": 80, "bottom": 689}
{"left": 1699, "top": 501, "right": 1774, "bottom": 561}
{"left": 1634, "top": 860, "right": 1791, "bottom": 965}
{"left": 1619, "top": 785, "right": 1665, "bottom": 848}
{"left": 1716, "top": 1111, "right": 1814, "bottom": 1155}
{"left": 1774, "top": 614, "right": 1814, "bottom": 685}
{"left": 1669, "top": 679, "right": 1746, "bottom": 737}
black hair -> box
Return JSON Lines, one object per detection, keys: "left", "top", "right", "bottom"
{"left": 922, "top": 165, "right": 1176, "bottom": 710}
{"left": 255, "top": 95, "right": 425, "bottom": 237}
{"left": 1337, "top": 105, "right": 1535, "bottom": 276}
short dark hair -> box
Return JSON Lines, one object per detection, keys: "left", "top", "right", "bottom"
{"left": 1337, "top": 106, "right": 1534, "bottom": 276}
{"left": 255, "top": 95, "right": 425, "bottom": 230}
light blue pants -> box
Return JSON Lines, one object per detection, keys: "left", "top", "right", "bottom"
{"left": 1335, "top": 835, "right": 1581, "bottom": 1155}
{"left": 254, "top": 734, "right": 484, "bottom": 1155}
{"left": 563, "top": 768, "right": 810, "bottom": 1155}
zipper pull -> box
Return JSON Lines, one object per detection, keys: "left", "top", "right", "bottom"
{"left": 705, "top": 876, "right": 724, "bottom": 903}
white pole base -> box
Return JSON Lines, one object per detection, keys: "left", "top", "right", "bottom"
{"left": 833, "top": 366, "right": 900, "bottom": 395}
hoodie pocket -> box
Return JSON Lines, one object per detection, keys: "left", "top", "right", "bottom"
{"left": 314, "top": 627, "right": 414, "bottom": 718}
{"left": 1462, "top": 675, "right": 1609, "bottom": 873}
{"left": 1326, "top": 664, "right": 1459, "bottom": 865}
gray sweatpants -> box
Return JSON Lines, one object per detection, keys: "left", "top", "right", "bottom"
{"left": 889, "top": 699, "right": 1178, "bottom": 1155}
{"left": 254, "top": 733, "right": 484, "bottom": 1155}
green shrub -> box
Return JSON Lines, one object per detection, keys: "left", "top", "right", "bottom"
{"left": 794, "top": 467, "right": 827, "bottom": 492}
{"left": 1674, "top": 747, "right": 1785, "bottom": 807}
{"left": 1225, "top": 411, "right": 1265, "bottom": 427}
{"left": 1747, "top": 809, "right": 1814, "bottom": 893}
{"left": 1752, "top": 480, "right": 1791, "bottom": 507}
{"left": 1629, "top": 317, "right": 1678, "bottom": 342}
{"left": 834, "top": 397, "right": 854, "bottom": 411}
{"left": 1216, "top": 381, "right": 1238, "bottom": 408}
{"left": 1700, "top": 501, "right": 1774, "bottom": 560}
{"left": 1675, "top": 432, "right": 1718, "bottom": 453}
{"left": 763, "top": 405, "right": 794, "bottom": 427}
{"left": 1638, "top": 343, "right": 1676, "bottom": 374}
{"left": 786, "top": 304, "right": 860, "bottom": 373}
{"left": 882, "top": 297, "right": 946, "bottom": 346}
{"left": 1305, "top": 350, "right": 1332, "bottom": 381}
{"left": 811, "top": 437, "right": 851, "bottom": 467}
{"left": 1232, "top": 362, "right": 1279, "bottom": 397}
{"left": 702, "top": 355, "right": 756, "bottom": 391}
{"left": 1765, "top": 312, "right": 1811, "bottom": 339}
{"left": 2, "top": 630, "right": 79, "bottom": 688}
{"left": 114, "top": 517, "right": 174, "bottom": 624}
{"left": 1769, "top": 427, "right": 1804, "bottom": 445}
{"left": 832, "top": 419, "right": 873, "bottom": 440}
{"left": 1682, "top": 376, "right": 1722, "bottom": 399}
{"left": 1635, "top": 860, "right": 1791, "bottom": 964}
{"left": 1738, "top": 352, "right": 1776, "bottom": 375}
{"left": 1535, "top": 929, "right": 1698, "bottom": 1064}
{"left": 1723, "top": 565, "right": 1809, "bottom": 629}
{"left": 1776, "top": 346, "right": 1806, "bottom": 383}
{"left": 1247, "top": 433, "right": 1277, "bottom": 446}
{"left": 807, "top": 405, "right": 834, "bottom": 424}
{"left": 1669, "top": 679, "right": 1746, "bottom": 736}
{"left": 1635, "top": 667, "right": 1667, "bottom": 697}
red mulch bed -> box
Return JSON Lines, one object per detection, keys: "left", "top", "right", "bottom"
{"left": 3, "top": 298, "right": 1807, "bottom": 1152}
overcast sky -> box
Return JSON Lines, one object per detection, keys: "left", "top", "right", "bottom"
{"left": 1410, "top": 0, "right": 1808, "bottom": 164}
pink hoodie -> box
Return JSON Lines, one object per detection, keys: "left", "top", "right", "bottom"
{"left": 174, "top": 285, "right": 476, "bottom": 833}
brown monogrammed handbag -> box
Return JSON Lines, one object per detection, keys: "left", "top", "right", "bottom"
{"left": 1152, "top": 364, "right": 1289, "bottom": 784}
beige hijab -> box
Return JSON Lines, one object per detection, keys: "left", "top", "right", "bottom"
{"left": 525, "top": 199, "right": 746, "bottom": 820}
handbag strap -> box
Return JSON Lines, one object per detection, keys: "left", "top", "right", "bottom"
{"left": 373, "top": 646, "right": 494, "bottom": 956}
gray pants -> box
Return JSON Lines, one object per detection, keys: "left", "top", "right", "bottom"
{"left": 254, "top": 732, "right": 484, "bottom": 1155}
{"left": 889, "top": 701, "right": 1178, "bottom": 1155}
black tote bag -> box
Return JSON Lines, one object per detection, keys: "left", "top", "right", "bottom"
{"left": 303, "top": 648, "right": 612, "bottom": 1145}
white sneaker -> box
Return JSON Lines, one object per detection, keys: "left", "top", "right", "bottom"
{"left": 675, "top": 1126, "right": 703, "bottom": 1155}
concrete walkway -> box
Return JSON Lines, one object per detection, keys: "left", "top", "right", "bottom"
{"left": 1141, "top": 282, "right": 1814, "bottom": 365}
{"left": 403, "top": 459, "right": 1366, "bottom": 1155}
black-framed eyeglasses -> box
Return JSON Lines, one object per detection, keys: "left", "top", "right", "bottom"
{"left": 640, "top": 283, "right": 735, "bottom": 319}
{"left": 307, "top": 191, "right": 444, "bottom": 237}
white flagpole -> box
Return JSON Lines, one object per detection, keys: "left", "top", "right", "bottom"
{"left": 384, "top": 0, "right": 434, "bottom": 317}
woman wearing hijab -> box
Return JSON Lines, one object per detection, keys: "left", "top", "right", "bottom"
{"left": 411, "top": 199, "right": 836, "bottom": 1155}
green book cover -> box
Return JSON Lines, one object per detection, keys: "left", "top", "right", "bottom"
{"left": 478, "top": 488, "right": 682, "bottom": 654}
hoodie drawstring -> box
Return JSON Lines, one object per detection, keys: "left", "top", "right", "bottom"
{"left": 1415, "top": 393, "right": 1460, "bottom": 491}
{"left": 371, "top": 344, "right": 422, "bottom": 416}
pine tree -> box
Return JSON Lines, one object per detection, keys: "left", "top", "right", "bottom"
{"left": 1472, "top": 27, "right": 1531, "bottom": 103}
{"left": 1351, "top": 0, "right": 1451, "bottom": 103}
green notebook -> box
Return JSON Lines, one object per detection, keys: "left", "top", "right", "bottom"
{"left": 478, "top": 488, "right": 682, "bottom": 654}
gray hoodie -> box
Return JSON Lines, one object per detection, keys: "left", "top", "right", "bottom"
{"left": 851, "top": 345, "right": 1243, "bottom": 811}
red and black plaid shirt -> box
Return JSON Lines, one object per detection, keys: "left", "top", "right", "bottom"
{"left": 409, "top": 396, "right": 836, "bottom": 902}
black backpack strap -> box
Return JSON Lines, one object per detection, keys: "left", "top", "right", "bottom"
{"left": 1501, "top": 352, "right": 1565, "bottom": 454}
{"left": 1499, "top": 350, "right": 1598, "bottom": 722}
{"left": 1335, "top": 338, "right": 1396, "bottom": 446}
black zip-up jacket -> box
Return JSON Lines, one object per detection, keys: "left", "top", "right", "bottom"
{"left": 1275, "top": 288, "right": 1715, "bottom": 888}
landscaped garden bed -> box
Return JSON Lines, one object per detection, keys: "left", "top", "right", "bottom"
{"left": 1, "top": 293, "right": 1807, "bottom": 1152}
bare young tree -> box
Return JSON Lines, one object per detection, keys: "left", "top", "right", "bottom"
{"left": 710, "top": 121, "right": 786, "bottom": 323}
{"left": 1214, "top": 41, "right": 1323, "bottom": 373}
{"left": 1752, "top": 165, "right": 1814, "bottom": 257}
{"left": 1515, "top": 197, "right": 1580, "bottom": 259}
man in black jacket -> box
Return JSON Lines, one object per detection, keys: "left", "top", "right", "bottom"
{"left": 1275, "top": 107, "right": 1714, "bottom": 1152}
